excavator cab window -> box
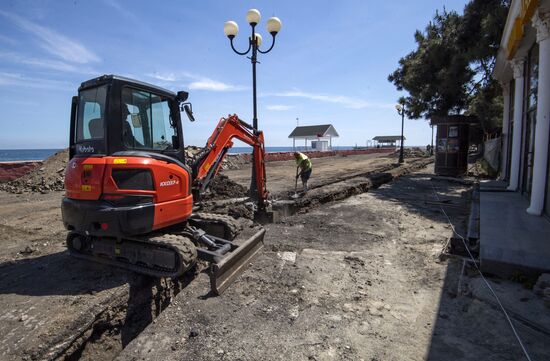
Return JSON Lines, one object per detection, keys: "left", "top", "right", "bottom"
{"left": 121, "top": 87, "right": 177, "bottom": 151}
{"left": 74, "top": 85, "right": 107, "bottom": 155}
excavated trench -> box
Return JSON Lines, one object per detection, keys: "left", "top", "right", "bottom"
{"left": 272, "top": 158, "right": 434, "bottom": 219}
{"left": 49, "top": 273, "right": 197, "bottom": 361}
{"left": 40, "top": 158, "right": 433, "bottom": 361}
{"left": 201, "top": 158, "right": 434, "bottom": 221}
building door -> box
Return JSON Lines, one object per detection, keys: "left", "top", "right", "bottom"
{"left": 521, "top": 44, "right": 538, "bottom": 196}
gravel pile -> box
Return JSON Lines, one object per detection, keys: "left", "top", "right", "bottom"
{"left": 0, "top": 149, "right": 69, "bottom": 194}
{"left": 0, "top": 147, "right": 248, "bottom": 195}
{"left": 391, "top": 147, "right": 431, "bottom": 158}
{"left": 184, "top": 145, "right": 249, "bottom": 170}
{"left": 222, "top": 154, "right": 250, "bottom": 170}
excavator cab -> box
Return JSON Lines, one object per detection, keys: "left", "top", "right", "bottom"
{"left": 62, "top": 74, "right": 267, "bottom": 295}
{"left": 69, "top": 74, "right": 188, "bottom": 162}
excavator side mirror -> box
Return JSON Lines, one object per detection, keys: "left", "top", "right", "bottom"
{"left": 183, "top": 104, "right": 195, "bottom": 122}
{"left": 176, "top": 91, "right": 189, "bottom": 102}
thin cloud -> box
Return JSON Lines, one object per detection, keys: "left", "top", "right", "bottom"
{"left": 0, "top": 34, "right": 17, "bottom": 45}
{"left": 0, "top": 72, "right": 73, "bottom": 90}
{"left": 147, "top": 72, "right": 190, "bottom": 82}
{"left": 23, "top": 58, "right": 96, "bottom": 74}
{"left": 266, "top": 104, "right": 295, "bottom": 111}
{"left": 101, "top": 0, "right": 139, "bottom": 22}
{"left": 0, "top": 10, "right": 100, "bottom": 64}
{"left": 0, "top": 51, "right": 96, "bottom": 74}
{"left": 147, "top": 71, "right": 246, "bottom": 92}
{"left": 189, "top": 78, "right": 245, "bottom": 92}
{"left": 265, "top": 90, "right": 394, "bottom": 109}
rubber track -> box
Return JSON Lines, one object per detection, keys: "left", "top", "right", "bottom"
{"left": 190, "top": 212, "right": 242, "bottom": 240}
{"left": 147, "top": 233, "right": 197, "bottom": 272}
{"left": 67, "top": 233, "right": 197, "bottom": 278}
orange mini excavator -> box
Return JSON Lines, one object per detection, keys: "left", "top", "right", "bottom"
{"left": 61, "top": 74, "right": 268, "bottom": 294}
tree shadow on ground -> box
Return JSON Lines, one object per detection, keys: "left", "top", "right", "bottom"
{"left": 370, "top": 170, "right": 549, "bottom": 360}
{"left": 371, "top": 170, "right": 472, "bottom": 236}
{"left": 422, "top": 258, "right": 549, "bottom": 360}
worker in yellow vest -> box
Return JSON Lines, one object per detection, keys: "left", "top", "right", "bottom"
{"left": 294, "top": 151, "right": 312, "bottom": 193}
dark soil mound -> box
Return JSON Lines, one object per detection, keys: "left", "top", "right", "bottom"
{"left": 204, "top": 174, "right": 248, "bottom": 199}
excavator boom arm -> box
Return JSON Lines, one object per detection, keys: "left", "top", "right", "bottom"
{"left": 193, "top": 114, "right": 268, "bottom": 207}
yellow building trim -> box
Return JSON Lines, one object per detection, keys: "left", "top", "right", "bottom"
{"left": 507, "top": 0, "right": 539, "bottom": 59}
{"left": 520, "top": 0, "right": 539, "bottom": 24}
{"left": 507, "top": 17, "right": 524, "bottom": 59}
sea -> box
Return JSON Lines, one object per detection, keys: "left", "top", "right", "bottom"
{"left": 0, "top": 146, "right": 360, "bottom": 162}
{"left": 0, "top": 149, "right": 63, "bottom": 162}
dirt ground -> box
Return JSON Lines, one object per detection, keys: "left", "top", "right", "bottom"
{"left": 115, "top": 165, "right": 549, "bottom": 361}
{"left": 223, "top": 151, "right": 402, "bottom": 198}
{"left": 1, "top": 153, "right": 548, "bottom": 360}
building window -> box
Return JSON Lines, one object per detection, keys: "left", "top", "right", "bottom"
{"left": 521, "top": 43, "right": 539, "bottom": 195}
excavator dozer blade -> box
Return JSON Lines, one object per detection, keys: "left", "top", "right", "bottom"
{"left": 210, "top": 228, "right": 265, "bottom": 295}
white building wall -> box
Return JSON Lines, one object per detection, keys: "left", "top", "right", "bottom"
{"left": 499, "top": 82, "right": 511, "bottom": 180}
{"left": 527, "top": 10, "right": 550, "bottom": 215}
{"left": 507, "top": 59, "right": 525, "bottom": 191}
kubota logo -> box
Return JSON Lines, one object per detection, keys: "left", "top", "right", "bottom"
{"left": 78, "top": 145, "right": 95, "bottom": 153}
{"left": 159, "top": 179, "right": 179, "bottom": 187}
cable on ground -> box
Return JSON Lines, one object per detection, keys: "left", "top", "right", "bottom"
{"left": 430, "top": 181, "right": 533, "bottom": 361}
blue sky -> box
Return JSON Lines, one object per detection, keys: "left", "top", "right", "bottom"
{"left": 0, "top": 0, "right": 469, "bottom": 149}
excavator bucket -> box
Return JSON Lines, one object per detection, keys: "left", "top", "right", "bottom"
{"left": 209, "top": 228, "right": 265, "bottom": 295}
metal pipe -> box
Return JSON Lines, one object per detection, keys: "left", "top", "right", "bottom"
{"left": 399, "top": 110, "right": 405, "bottom": 163}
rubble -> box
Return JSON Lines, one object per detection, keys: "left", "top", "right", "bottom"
{"left": 183, "top": 145, "right": 249, "bottom": 170}
{"left": 0, "top": 147, "right": 249, "bottom": 195}
{"left": 390, "top": 147, "right": 431, "bottom": 158}
{"left": 534, "top": 273, "right": 550, "bottom": 308}
{"left": 0, "top": 149, "right": 68, "bottom": 194}
{"left": 534, "top": 273, "right": 550, "bottom": 295}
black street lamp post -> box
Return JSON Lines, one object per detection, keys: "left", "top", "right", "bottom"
{"left": 395, "top": 104, "right": 405, "bottom": 164}
{"left": 224, "top": 10, "right": 282, "bottom": 199}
